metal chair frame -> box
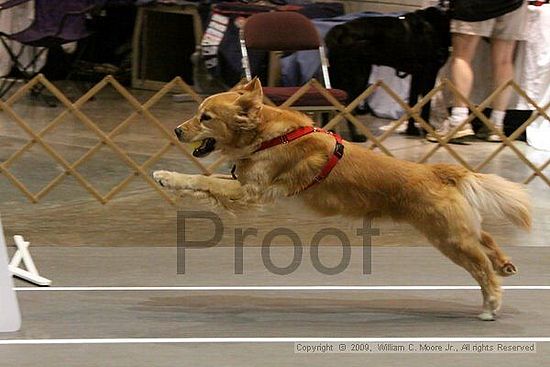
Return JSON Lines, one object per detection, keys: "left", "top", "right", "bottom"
{"left": 239, "top": 11, "right": 342, "bottom": 115}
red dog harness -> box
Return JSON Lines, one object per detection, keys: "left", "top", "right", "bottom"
{"left": 254, "top": 126, "right": 345, "bottom": 192}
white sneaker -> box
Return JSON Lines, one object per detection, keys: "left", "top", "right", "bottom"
{"left": 426, "top": 119, "right": 475, "bottom": 143}
{"left": 486, "top": 125, "right": 504, "bottom": 142}
{"left": 379, "top": 121, "right": 407, "bottom": 133}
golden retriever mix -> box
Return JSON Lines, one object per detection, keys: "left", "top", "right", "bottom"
{"left": 153, "top": 78, "right": 531, "bottom": 321}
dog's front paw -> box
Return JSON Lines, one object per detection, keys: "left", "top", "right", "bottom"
{"left": 153, "top": 171, "right": 200, "bottom": 191}
{"left": 153, "top": 170, "right": 178, "bottom": 189}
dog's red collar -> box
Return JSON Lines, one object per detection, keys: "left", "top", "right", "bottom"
{"left": 253, "top": 126, "right": 345, "bottom": 192}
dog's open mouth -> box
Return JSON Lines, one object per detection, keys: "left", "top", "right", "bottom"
{"left": 192, "top": 138, "right": 216, "bottom": 158}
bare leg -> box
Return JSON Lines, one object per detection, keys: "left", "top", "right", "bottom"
{"left": 480, "top": 231, "right": 518, "bottom": 276}
{"left": 450, "top": 33, "right": 482, "bottom": 107}
{"left": 490, "top": 38, "right": 517, "bottom": 111}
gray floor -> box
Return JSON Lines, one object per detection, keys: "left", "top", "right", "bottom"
{"left": 1, "top": 247, "right": 550, "bottom": 366}
{"left": 0, "top": 84, "right": 549, "bottom": 365}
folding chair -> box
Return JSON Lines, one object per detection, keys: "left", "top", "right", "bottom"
{"left": 239, "top": 11, "right": 349, "bottom": 126}
{"left": 0, "top": 0, "right": 100, "bottom": 101}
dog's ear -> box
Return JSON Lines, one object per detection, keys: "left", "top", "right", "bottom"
{"left": 229, "top": 78, "right": 251, "bottom": 93}
{"left": 233, "top": 77, "right": 262, "bottom": 94}
{"left": 231, "top": 78, "right": 263, "bottom": 130}
{"left": 236, "top": 78, "right": 263, "bottom": 109}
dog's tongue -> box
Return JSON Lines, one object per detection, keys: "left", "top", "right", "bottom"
{"left": 193, "top": 138, "right": 216, "bottom": 157}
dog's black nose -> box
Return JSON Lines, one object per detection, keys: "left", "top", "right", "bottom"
{"left": 174, "top": 127, "right": 184, "bottom": 140}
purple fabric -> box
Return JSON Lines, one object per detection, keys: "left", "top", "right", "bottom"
{"left": 9, "top": 0, "right": 98, "bottom": 46}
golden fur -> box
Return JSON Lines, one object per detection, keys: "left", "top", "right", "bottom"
{"left": 153, "top": 78, "right": 532, "bottom": 320}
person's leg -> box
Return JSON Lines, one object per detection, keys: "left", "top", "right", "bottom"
{"left": 490, "top": 38, "right": 517, "bottom": 110}
{"left": 485, "top": 2, "right": 528, "bottom": 142}
{"left": 427, "top": 33, "right": 480, "bottom": 142}
{"left": 486, "top": 38, "right": 517, "bottom": 142}
{"left": 450, "top": 33, "right": 482, "bottom": 109}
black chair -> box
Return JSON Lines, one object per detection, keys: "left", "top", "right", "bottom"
{"left": 0, "top": 0, "right": 101, "bottom": 102}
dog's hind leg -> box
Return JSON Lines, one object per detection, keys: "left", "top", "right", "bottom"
{"left": 438, "top": 236, "right": 502, "bottom": 321}
{"left": 413, "top": 208, "right": 502, "bottom": 320}
{"left": 480, "top": 231, "right": 518, "bottom": 277}
{"left": 435, "top": 235, "right": 502, "bottom": 321}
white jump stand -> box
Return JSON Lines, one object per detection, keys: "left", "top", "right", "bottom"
{"left": 0, "top": 216, "right": 21, "bottom": 332}
{"left": 9, "top": 235, "right": 51, "bottom": 286}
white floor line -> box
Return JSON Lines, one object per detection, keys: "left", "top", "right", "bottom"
{"left": 0, "top": 337, "right": 549, "bottom": 345}
{"left": 13, "top": 285, "right": 550, "bottom": 292}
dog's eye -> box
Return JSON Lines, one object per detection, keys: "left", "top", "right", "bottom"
{"left": 200, "top": 113, "right": 212, "bottom": 122}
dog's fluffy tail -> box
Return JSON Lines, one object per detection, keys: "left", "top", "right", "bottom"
{"left": 458, "top": 172, "right": 532, "bottom": 230}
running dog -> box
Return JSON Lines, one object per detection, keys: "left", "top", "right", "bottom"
{"left": 153, "top": 78, "right": 531, "bottom": 320}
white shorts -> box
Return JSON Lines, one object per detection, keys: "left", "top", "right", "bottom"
{"left": 450, "top": 1, "right": 528, "bottom": 41}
